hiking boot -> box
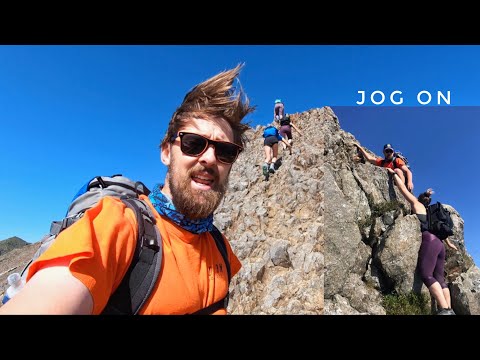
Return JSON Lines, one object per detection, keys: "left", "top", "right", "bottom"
{"left": 269, "top": 164, "right": 275, "bottom": 174}
{"left": 262, "top": 163, "right": 269, "bottom": 177}
{"left": 436, "top": 308, "right": 456, "bottom": 315}
{"left": 273, "top": 159, "right": 281, "bottom": 170}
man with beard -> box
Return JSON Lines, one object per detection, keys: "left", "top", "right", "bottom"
{"left": 0, "top": 64, "right": 255, "bottom": 315}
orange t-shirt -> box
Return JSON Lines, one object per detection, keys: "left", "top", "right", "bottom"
{"left": 26, "top": 195, "right": 242, "bottom": 315}
{"left": 375, "top": 157, "right": 405, "bottom": 169}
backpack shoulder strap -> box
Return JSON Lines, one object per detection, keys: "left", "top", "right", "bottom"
{"left": 189, "top": 225, "right": 232, "bottom": 315}
{"left": 101, "top": 197, "right": 162, "bottom": 315}
{"left": 391, "top": 155, "right": 398, "bottom": 169}
{"left": 381, "top": 156, "right": 399, "bottom": 169}
{"left": 102, "top": 215, "right": 231, "bottom": 315}
{"left": 210, "top": 225, "right": 231, "bottom": 282}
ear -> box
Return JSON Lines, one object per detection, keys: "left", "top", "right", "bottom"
{"left": 161, "top": 143, "right": 171, "bottom": 166}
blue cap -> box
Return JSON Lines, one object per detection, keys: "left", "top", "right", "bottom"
{"left": 275, "top": 99, "right": 282, "bottom": 104}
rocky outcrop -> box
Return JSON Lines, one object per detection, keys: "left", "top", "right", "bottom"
{"left": 321, "top": 107, "right": 479, "bottom": 315}
{"left": 217, "top": 111, "right": 324, "bottom": 314}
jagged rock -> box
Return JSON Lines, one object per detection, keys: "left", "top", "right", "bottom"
{"left": 219, "top": 108, "right": 324, "bottom": 315}
{"left": 450, "top": 266, "right": 480, "bottom": 315}
{"left": 322, "top": 106, "right": 479, "bottom": 315}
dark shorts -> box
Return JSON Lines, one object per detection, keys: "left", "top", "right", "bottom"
{"left": 264, "top": 135, "right": 279, "bottom": 147}
{"left": 279, "top": 125, "right": 292, "bottom": 140}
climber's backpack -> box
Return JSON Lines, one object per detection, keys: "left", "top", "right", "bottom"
{"left": 279, "top": 115, "right": 291, "bottom": 127}
{"left": 427, "top": 201, "right": 454, "bottom": 240}
{"left": 20, "top": 174, "right": 231, "bottom": 315}
{"left": 381, "top": 151, "right": 410, "bottom": 169}
{"left": 263, "top": 125, "right": 278, "bottom": 138}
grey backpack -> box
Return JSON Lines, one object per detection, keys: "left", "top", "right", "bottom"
{"left": 20, "top": 174, "right": 230, "bottom": 315}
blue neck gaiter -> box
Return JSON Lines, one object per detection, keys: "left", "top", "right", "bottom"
{"left": 148, "top": 184, "right": 213, "bottom": 234}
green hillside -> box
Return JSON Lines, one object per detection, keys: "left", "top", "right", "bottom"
{"left": 0, "top": 237, "right": 28, "bottom": 256}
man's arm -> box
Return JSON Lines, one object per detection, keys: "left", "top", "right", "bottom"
{"left": 0, "top": 263, "right": 93, "bottom": 315}
{"left": 400, "top": 164, "right": 414, "bottom": 192}
{"left": 353, "top": 143, "right": 377, "bottom": 165}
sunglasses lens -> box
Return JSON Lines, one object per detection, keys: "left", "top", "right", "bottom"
{"left": 180, "top": 133, "right": 208, "bottom": 156}
{"left": 179, "top": 132, "right": 240, "bottom": 164}
{"left": 215, "top": 142, "right": 240, "bottom": 164}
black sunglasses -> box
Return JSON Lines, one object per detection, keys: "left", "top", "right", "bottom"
{"left": 170, "top": 132, "right": 242, "bottom": 164}
{"left": 384, "top": 149, "right": 394, "bottom": 154}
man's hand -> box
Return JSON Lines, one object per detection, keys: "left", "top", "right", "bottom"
{"left": 407, "top": 181, "right": 414, "bottom": 192}
{"left": 386, "top": 167, "right": 395, "bottom": 175}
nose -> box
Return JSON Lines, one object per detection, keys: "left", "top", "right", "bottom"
{"left": 198, "top": 144, "right": 217, "bottom": 165}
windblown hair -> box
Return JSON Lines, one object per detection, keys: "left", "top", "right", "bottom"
{"left": 418, "top": 191, "right": 432, "bottom": 207}
{"left": 161, "top": 63, "right": 256, "bottom": 149}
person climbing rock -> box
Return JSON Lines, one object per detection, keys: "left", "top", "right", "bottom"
{"left": 262, "top": 124, "right": 291, "bottom": 180}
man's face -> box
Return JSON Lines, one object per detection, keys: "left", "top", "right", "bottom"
{"left": 161, "top": 117, "right": 237, "bottom": 219}
{"left": 383, "top": 148, "right": 394, "bottom": 160}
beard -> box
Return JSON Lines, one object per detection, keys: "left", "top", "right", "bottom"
{"left": 168, "top": 158, "right": 228, "bottom": 220}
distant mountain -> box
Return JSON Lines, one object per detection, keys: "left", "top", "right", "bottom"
{"left": 0, "top": 240, "right": 41, "bottom": 303}
{"left": 0, "top": 236, "right": 29, "bottom": 256}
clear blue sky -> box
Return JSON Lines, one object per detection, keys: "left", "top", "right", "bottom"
{"left": 1, "top": 45, "right": 479, "bottom": 265}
